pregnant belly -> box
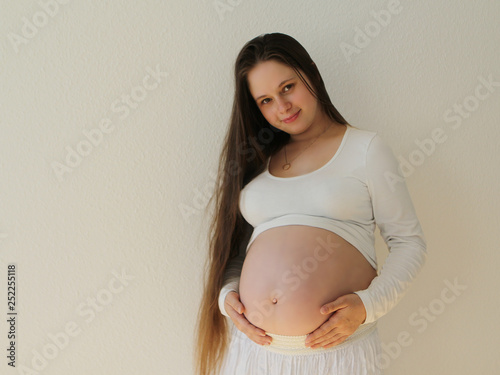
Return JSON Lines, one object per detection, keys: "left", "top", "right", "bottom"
{"left": 239, "top": 225, "right": 377, "bottom": 336}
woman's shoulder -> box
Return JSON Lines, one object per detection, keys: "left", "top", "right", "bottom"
{"left": 346, "top": 123, "right": 379, "bottom": 145}
{"left": 347, "top": 123, "right": 376, "bottom": 134}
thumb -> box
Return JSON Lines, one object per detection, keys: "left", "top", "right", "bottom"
{"left": 320, "top": 297, "right": 347, "bottom": 314}
{"left": 238, "top": 303, "right": 245, "bottom": 314}
{"left": 233, "top": 300, "right": 244, "bottom": 314}
{"left": 228, "top": 292, "right": 244, "bottom": 314}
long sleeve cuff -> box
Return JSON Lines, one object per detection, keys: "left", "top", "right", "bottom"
{"left": 218, "top": 278, "right": 240, "bottom": 317}
{"left": 353, "top": 289, "right": 375, "bottom": 324}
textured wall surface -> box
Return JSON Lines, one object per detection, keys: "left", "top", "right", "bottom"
{"left": 1, "top": 0, "right": 499, "bottom": 374}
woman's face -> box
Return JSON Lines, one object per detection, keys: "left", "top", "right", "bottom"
{"left": 247, "top": 59, "right": 322, "bottom": 137}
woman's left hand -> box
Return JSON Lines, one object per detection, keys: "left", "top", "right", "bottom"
{"left": 304, "top": 293, "right": 366, "bottom": 349}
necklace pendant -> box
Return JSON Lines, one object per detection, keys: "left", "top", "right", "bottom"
{"left": 282, "top": 163, "right": 291, "bottom": 170}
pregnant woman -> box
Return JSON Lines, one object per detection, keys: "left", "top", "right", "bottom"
{"left": 194, "top": 33, "right": 427, "bottom": 375}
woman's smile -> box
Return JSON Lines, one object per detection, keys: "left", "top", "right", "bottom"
{"left": 282, "top": 109, "right": 301, "bottom": 123}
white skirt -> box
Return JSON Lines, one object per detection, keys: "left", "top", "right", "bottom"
{"left": 219, "top": 320, "right": 383, "bottom": 375}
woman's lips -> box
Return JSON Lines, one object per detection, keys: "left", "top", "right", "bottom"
{"left": 283, "top": 110, "right": 301, "bottom": 123}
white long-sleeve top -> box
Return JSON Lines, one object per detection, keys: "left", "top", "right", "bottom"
{"left": 218, "top": 124, "right": 427, "bottom": 324}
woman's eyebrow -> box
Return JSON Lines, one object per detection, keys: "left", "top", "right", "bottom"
{"left": 255, "top": 77, "right": 295, "bottom": 101}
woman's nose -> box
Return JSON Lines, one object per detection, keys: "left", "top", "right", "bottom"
{"left": 276, "top": 97, "right": 291, "bottom": 113}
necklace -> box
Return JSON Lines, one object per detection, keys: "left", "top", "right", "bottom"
{"left": 282, "top": 124, "right": 333, "bottom": 170}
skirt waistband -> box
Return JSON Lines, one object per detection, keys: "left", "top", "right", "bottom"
{"left": 262, "top": 321, "right": 377, "bottom": 355}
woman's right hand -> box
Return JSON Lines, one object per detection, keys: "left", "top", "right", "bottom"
{"left": 224, "top": 291, "right": 273, "bottom": 346}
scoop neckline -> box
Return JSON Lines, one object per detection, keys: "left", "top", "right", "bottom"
{"left": 265, "top": 124, "right": 351, "bottom": 180}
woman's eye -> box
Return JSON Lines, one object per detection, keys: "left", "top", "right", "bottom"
{"left": 260, "top": 84, "right": 293, "bottom": 105}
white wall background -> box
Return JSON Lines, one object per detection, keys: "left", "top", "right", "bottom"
{"left": 1, "top": 1, "right": 499, "bottom": 374}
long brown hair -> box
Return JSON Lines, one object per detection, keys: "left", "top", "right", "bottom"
{"left": 193, "top": 32, "right": 351, "bottom": 375}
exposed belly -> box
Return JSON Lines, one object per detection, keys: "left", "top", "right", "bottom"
{"left": 239, "top": 225, "right": 377, "bottom": 335}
